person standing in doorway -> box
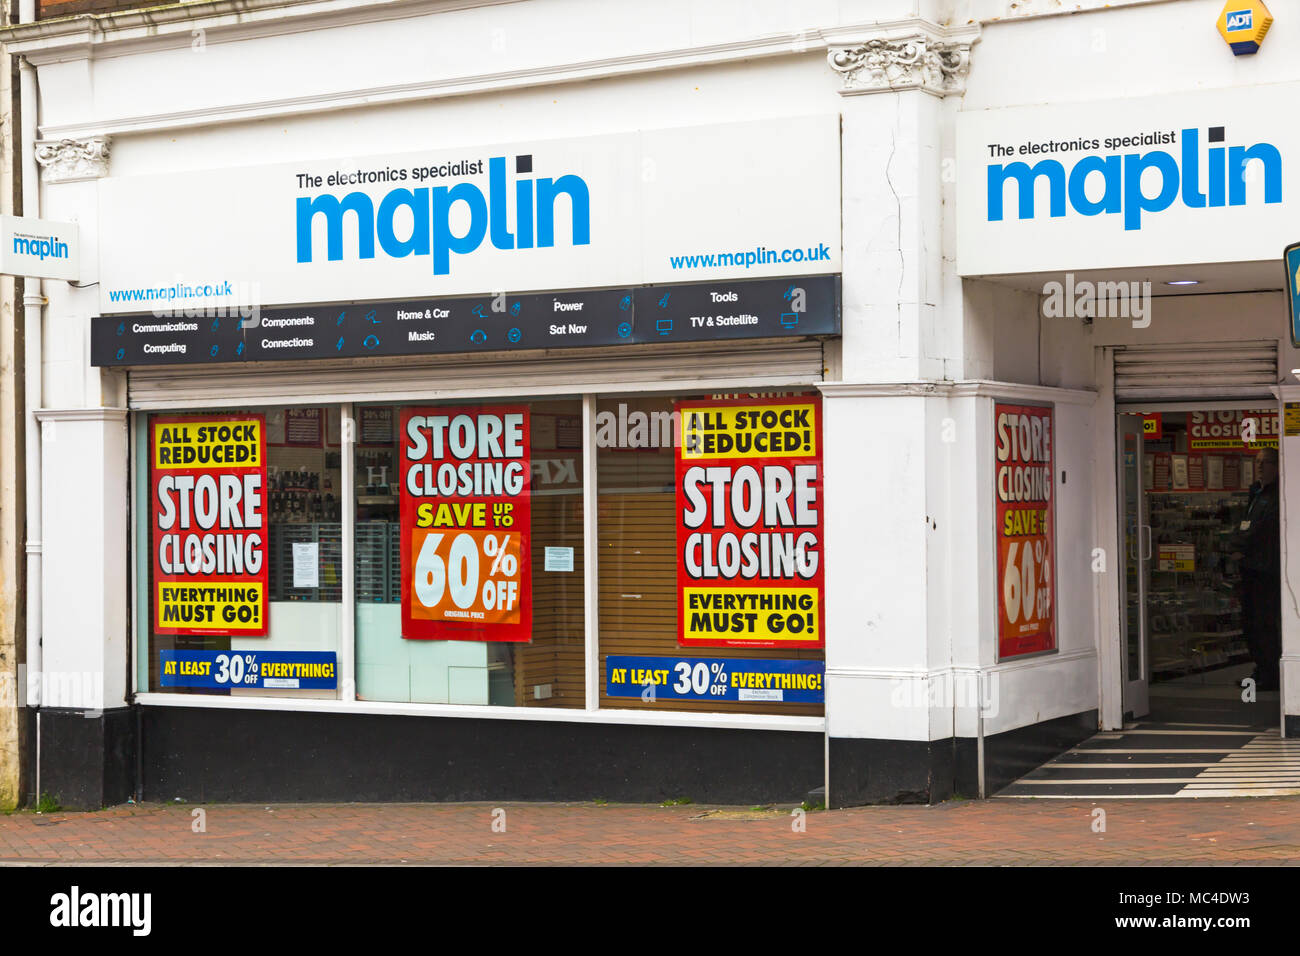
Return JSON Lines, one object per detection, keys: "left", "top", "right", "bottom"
{"left": 1238, "top": 446, "right": 1281, "bottom": 692}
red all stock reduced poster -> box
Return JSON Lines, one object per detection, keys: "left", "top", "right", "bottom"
{"left": 675, "top": 396, "right": 825, "bottom": 650}
{"left": 150, "top": 414, "right": 269, "bottom": 636}
{"left": 994, "top": 402, "right": 1056, "bottom": 659}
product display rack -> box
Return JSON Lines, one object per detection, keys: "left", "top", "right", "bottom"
{"left": 1145, "top": 490, "right": 1250, "bottom": 679}
{"left": 355, "top": 520, "right": 403, "bottom": 604}
{"left": 354, "top": 443, "right": 402, "bottom": 604}
{"left": 356, "top": 447, "right": 398, "bottom": 507}
{"left": 268, "top": 522, "right": 343, "bottom": 602}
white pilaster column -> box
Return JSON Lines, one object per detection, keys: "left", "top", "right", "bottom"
{"left": 829, "top": 28, "right": 976, "bottom": 384}
{"left": 36, "top": 408, "right": 129, "bottom": 712}
{"left": 33, "top": 133, "right": 121, "bottom": 716}
{"left": 821, "top": 384, "right": 949, "bottom": 742}
{"left": 819, "top": 26, "right": 978, "bottom": 805}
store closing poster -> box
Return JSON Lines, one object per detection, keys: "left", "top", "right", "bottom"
{"left": 400, "top": 406, "right": 532, "bottom": 642}
{"left": 1188, "top": 410, "right": 1279, "bottom": 449}
{"left": 676, "top": 396, "right": 824, "bottom": 649}
{"left": 150, "top": 414, "right": 268, "bottom": 636}
{"left": 995, "top": 402, "right": 1056, "bottom": 658}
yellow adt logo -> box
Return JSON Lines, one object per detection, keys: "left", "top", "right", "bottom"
{"left": 1218, "top": 0, "right": 1273, "bottom": 55}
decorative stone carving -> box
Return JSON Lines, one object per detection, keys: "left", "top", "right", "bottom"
{"left": 34, "top": 136, "right": 111, "bottom": 182}
{"left": 828, "top": 36, "right": 971, "bottom": 97}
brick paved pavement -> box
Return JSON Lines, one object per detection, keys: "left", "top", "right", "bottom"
{"left": 2, "top": 797, "right": 1299, "bottom": 865}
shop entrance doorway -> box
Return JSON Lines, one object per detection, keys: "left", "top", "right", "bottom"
{"left": 994, "top": 404, "right": 1297, "bottom": 798}
{"left": 1116, "top": 405, "right": 1280, "bottom": 729}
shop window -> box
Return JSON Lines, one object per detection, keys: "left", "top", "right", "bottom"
{"left": 136, "top": 406, "right": 344, "bottom": 697}
{"left": 353, "top": 400, "right": 585, "bottom": 707}
{"left": 134, "top": 392, "right": 824, "bottom": 721}
{"left": 596, "top": 393, "right": 825, "bottom": 717}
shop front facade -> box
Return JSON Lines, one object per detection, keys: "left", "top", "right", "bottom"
{"left": 6, "top": 0, "right": 1296, "bottom": 810}
{"left": 956, "top": 0, "right": 1300, "bottom": 768}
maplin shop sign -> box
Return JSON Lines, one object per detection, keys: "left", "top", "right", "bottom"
{"left": 984, "top": 127, "right": 1280, "bottom": 232}
{"left": 0, "top": 214, "right": 79, "bottom": 282}
{"left": 293, "top": 157, "right": 591, "bottom": 276}
{"left": 956, "top": 84, "right": 1298, "bottom": 276}
{"left": 96, "top": 115, "right": 842, "bottom": 316}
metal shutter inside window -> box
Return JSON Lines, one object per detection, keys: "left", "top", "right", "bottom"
{"left": 126, "top": 339, "right": 826, "bottom": 408}
{"left": 1113, "top": 341, "right": 1279, "bottom": 400}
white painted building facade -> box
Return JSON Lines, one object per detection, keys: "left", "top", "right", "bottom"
{"left": 4, "top": 0, "right": 1296, "bottom": 808}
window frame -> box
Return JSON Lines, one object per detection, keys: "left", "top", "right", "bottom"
{"left": 129, "top": 386, "right": 826, "bottom": 733}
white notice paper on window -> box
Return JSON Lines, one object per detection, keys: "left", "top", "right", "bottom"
{"left": 1171, "top": 455, "right": 1189, "bottom": 490}
{"left": 1206, "top": 455, "right": 1224, "bottom": 490}
{"left": 544, "top": 546, "right": 574, "bottom": 572}
{"left": 293, "top": 542, "right": 320, "bottom": 589}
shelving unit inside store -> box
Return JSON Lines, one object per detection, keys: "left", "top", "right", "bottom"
{"left": 1146, "top": 490, "right": 1251, "bottom": 680}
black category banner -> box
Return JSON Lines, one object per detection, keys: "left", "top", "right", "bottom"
{"left": 90, "top": 275, "right": 839, "bottom": 367}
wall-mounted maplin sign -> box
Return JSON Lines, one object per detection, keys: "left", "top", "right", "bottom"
{"left": 0, "top": 214, "right": 78, "bottom": 281}
{"left": 957, "top": 84, "right": 1297, "bottom": 275}
{"left": 98, "top": 116, "right": 841, "bottom": 315}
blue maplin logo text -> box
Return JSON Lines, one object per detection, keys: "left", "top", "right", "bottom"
{"left": 295, "top": 156, "right": 590, "bottom": 275}
{"left": 986, "top": 127, "right": 1282, "bottom": 231}
{"left": 1226, "top": 9, "right": 1252, "bottom": 30}
{"left": 13, "top": 235, "right": 69, "bottom": 261}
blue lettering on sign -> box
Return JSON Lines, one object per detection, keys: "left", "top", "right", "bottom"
{"left": 295, "top": 156, "right": 591, "bottom": 275}
{"left": 1226, "top": 9, "right": 1253, "bottom": 30}
{"left": 159, "top": 650, "right": 338, "bottom": 689}
{"left": 605, "top": 655, "right": 824, "bottom": 703}
{"left": 986, "top": 127, "right": 1282, "bottom": 230}
{"left": 13, "top": 236, "right": 69, "bottom": 261}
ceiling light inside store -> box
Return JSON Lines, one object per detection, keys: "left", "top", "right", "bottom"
{"left": 1164, "top": 280, "right": 1200, "bottom": 286}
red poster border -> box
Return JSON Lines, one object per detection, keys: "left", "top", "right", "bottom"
{"left": 149, "top": 412, "right": 269, "bottom": 638}
{"left": 994, "top": 401, "right": 1056, "bottom": 661}
{"left": 674, "top": 395, "right": 825, "bottom": 650}
{"left": 399, "top": 405, "right": 533, "bottom": 643}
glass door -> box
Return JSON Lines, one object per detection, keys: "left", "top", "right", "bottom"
{"left": 1118, "top": 414, "right": 1150, "bottom": 718}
